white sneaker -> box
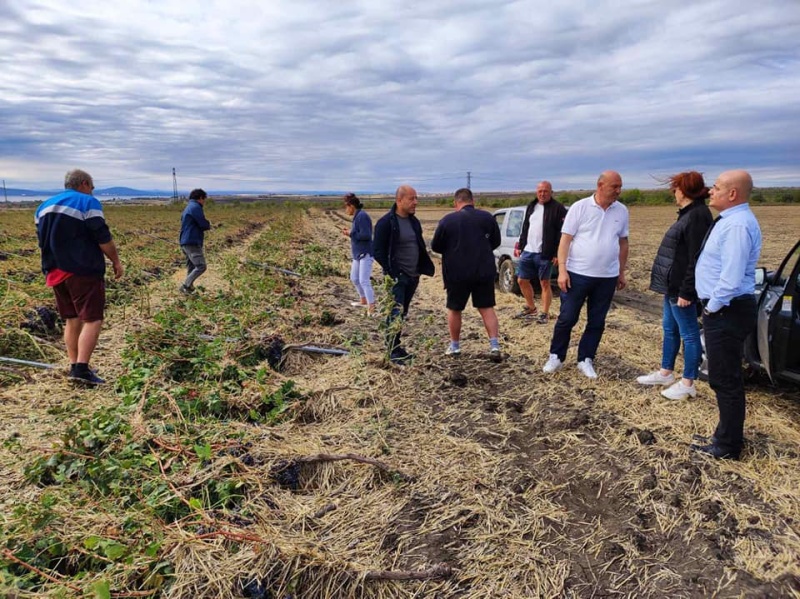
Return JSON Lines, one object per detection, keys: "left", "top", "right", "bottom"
{"left": 577, "top": 358, "right": 598, "bottom": 379}
{"left": 661, "top": 381, "right": 697, "bottom": 400}
{"left": 543, "top": 354, "right": 563, "bottom": 374}
{"left": 636, "top": 371, "right": 675, "bottom": 386}
{"left": 445, "top": 345, "right": 461, "bottom": 356}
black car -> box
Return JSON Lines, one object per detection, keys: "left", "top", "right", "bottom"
{"left": 745, "top": 239, "right": 800, "bottom": 383}
{"left": 701, "top": 239, "right": 800, "bottom": 384}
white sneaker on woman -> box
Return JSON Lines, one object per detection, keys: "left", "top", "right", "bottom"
{"left": 636, "top": 371, "right": 675, "bottom": 386}
{"left": 661, "top": 381, "right": 697, "bottom": 400}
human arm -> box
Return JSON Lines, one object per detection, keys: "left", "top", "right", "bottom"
{"left": 489, "top": 216, "right": 501, "bottom": 250}
{"left": 99, "top": 240, "right": 123, "bottom": 279}
{"left": 351, "top": 211, "right": 372, "bottom": 241}
{"left": 193, "top": 204, "right": 211, "bottom": 231}
{"left": 557, "top": 233, "right": 573, "bottom": 292}
{"left": 372, "top": 217, "right": 390, "bottom": 273}
{"left": 617, "top": 237, "right": 628, "bottom": 290}
{"left": 430, "top": 222, "right": 445, "bottom": 255}
{"left": 677, "top": 211, "right": 711, "bottom": 306}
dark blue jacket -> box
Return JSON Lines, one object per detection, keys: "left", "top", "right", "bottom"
{"left": 349, "top": 209, "right": 373, "bottom": 258}
{"left": 431, "top": 205, "right": 501, "bottom": 286}
{"left": 373, "top": 204, "right": 435, "bottom": 279}
{"left": 180, "top": 200, "right": 211, "bottom": 246}
{"left": 35, "top": 190, "right": 112, "bottom": 277}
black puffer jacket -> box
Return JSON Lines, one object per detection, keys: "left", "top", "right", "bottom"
{"left": 649, "top": 200, "right": 713, "bottom": 301}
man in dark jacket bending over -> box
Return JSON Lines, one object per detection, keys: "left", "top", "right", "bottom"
{"left": 432, "top": 188, "right": 502, "bottom": 356}
{"left": 179, "top": 188, "right": 211, "bottom": 294}
{"left": 373, "top": 185, "right": 435, "bottom": 365}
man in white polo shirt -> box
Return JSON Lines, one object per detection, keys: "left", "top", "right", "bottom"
{"left": 543, "top": 171, "right": 629, "bottom": 378}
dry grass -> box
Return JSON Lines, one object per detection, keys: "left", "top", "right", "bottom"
{"left": 0, "top": 204, "right": 798, "bottom": 598}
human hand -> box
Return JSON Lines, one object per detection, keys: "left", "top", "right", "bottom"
{"left": 112, "top": 261, "right": 124, "bottom": 279}
{"left": 617, "top": 273, "right": 627, "bottom": 290}
{"left": 677, "top": 296, "right": 691, "bottom": 308}
{"left": 513, "top": 247, "right": 521, "bottom": 258}
{"left": 558, "top": 271, "right": 570, "bottom": 293}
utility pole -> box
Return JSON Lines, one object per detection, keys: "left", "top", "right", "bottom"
{"left": 467, "top": 171, "right": 471, "bottom": 190}
{"left": 172, "top": 168, "right": 179, "bottom": 202}
{"left": 2, "top": 180, "right": 7, "bottom": 204}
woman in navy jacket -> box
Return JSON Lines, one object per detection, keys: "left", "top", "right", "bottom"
{"left": 341, "top": 193, "right": 375, "bottom": 314}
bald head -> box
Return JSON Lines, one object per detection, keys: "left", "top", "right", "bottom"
{"left": 536, "top": 180, "right": 553, "bottom": 204}
{"left": 395, "top": 185, "right": 418, "bottom": 217}
{"left": 709, "top": 170, "right": 753, "bottom": 212}
{"left": 595, "top": 171, "right": 622, "bottom": 207}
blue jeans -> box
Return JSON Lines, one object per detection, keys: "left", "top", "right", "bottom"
{"left": 661, "top": 295, "right": 702, "bottom": 380}
{"left": 385, "top": 272, "right": 419, "bottom": 352}
{"left": 549, "top": 271, "right": 617, "bottom": 362}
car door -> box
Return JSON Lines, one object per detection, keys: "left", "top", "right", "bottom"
{"left": 758, "top": 239, "right": 800, "bottom": 381}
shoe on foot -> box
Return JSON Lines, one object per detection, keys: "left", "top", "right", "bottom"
{"left": 535, "top": 313, "right": 549, "bottom": 324}
{"left": 661, "top": 381, "right": 697, "bottom": 400}
{"left": 350, "top": 301, "right": 367, "bottom": 307}
{"left": 69, "top": 369, "right": 106, "bottom": 385}
{"left": 445, "top": 345, "right": 461, "bottom": 356}
{"left": 689, "top": 443, "right": 740, "bottom": 460}
{"left": 543, "top": 354, "right": 563, "bottom": 374}
{"left": 390, "top": 347, "right": 412, "bottom": 365}
{"left": 577, "top": 358, "right": 597, "bottom": 379}
{"left": 179, "top": 284, "right": 194, "bottom": 295}
{"left": 636, "top": 371, "right": 675, "bottom": 386}
{"left": 514, "top": 307, "right": 537, "bottom": 319}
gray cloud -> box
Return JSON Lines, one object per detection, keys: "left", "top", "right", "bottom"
{"left": 1, "top": 0, "right": 799, "bottom": 191}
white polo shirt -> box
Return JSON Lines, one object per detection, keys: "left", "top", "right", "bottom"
{"left": 562, "top": 194, "right": 629, "bottom": 278}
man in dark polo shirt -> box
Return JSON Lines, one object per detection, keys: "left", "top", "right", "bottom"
{"left": 373, "top": 185, "right": 435, "bottom": 364}
{"left": 35, "top": 169, "right": 123, "bottom": 384}
{"left": 432, "top": 188, "right": 502, "bottom": 356}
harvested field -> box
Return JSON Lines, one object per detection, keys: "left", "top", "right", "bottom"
{"left": 0, "top": 202, "right": 799, "bottom": 598}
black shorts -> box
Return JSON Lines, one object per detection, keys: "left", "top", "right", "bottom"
{"left": 53, "top": 275, "right": 106, "bottom": 322}
{"left": 446, "top": 279, "right": 496, "bottom": 311}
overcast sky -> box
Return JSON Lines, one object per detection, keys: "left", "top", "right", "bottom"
{"left": 1, "top": 0, "right": 798, "bottom": 193}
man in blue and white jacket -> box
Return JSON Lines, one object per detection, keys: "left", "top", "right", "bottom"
{"left": 179, "top": 188, "right": 212, "bottom": 294}
{"left": 35, "top": 168, "right": 123, "bottom": 384}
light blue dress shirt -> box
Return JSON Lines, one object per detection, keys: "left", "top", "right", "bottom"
{"left": 695, "top": 203, "right": 762, "bottom": 313}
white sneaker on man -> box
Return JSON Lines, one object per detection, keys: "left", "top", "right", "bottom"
{"left": 543, "top": 354, "right": 563, "bottom": 374}
{"left": 636, "top": 371, "right": 675, "bottom": 386}
{"left": 660, "top": 381, "right": 697, "bottom": 400}
{"left": 577, "top": 358, "right": 598, "bottom": 379}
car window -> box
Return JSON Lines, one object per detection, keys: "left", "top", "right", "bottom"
{"left": 774, "top": 242, "right": 800, "bottom": 287}
{"left": 506, "top": 210, "right": 523, "bottom": 238}
{"left": 494, "top": 213, "right": 506, "bottom": 232}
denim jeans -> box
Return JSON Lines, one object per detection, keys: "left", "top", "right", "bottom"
{"left": 703, "top": 295, "right": 757, "bottom": 453}
{"left": 385, "top": 272, "right": 420, "bottom": 352}
{"left": 549, "top": 271, "right": 618, "bottom": 362}
{"left": 661, "top": 295, "right": 702, "bottom": 380}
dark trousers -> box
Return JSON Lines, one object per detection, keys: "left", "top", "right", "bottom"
{"left": 386, "top": 272, "right": 420, "bottom": 352}
{"left": 702, "top": 296, "right": 757, "bottom": 453}
{"left": 549, "top": 271, "right": 618, "bottom": 362}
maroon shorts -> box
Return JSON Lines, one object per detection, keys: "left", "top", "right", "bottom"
{"left": 53, "top": 275, "right": 106, "bottom": 322}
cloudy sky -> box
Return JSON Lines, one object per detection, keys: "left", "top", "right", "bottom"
{"left": 2, "top": 0, "right": 798, "bottom": 193}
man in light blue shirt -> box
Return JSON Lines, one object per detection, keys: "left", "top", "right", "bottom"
{"left": 691, "top": 170, "right": 762, "bottom": 460}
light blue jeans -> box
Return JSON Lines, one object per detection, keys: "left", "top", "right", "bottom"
{"left": 350, "top": 254, "right": 374, "bottom": 304}
{"left": 661, "top": 295, "right": 702, "bottom": 380}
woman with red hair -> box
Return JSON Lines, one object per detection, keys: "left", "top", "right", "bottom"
{"left": 637, "top": 171, "right": 713, "bottom": 400}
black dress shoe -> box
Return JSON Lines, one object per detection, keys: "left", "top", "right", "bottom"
{"left": 692, "top": 433, "right": 719, "bottom": 445}
{"left": 689, "top": 443, "right": 740, "bottom": 460}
